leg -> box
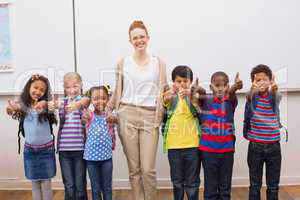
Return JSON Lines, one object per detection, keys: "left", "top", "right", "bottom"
{"left": 73, "top": 151, "right": 88, "bottom": 200}
{"left": 265, "top": 143, "right": 281, "bottom": 200}
{"left": 139, "top": 126, "right": 159, "bottom": 200}
{"left": 100, "top": 159, "right": 113, "bottom": 200}
{"left": 41, "top": 179, "right": 53, "bottom": 200}
{"left": 201, "top": 151, "right": 219, "bottom": 200}
{"left": 183, "top": 148, "right": 200, "bottom": 200}
{"left": 247, "top": 142, "right": 264, "bottom": 200}
{"left": 59, "top": 152, "right": 76, "bottom": 200}
{"left": 118, "top": 106, "right": 144, "bottom": 200}
{"left": 219, "top": 152, "right": 234, "bottom": 200}
{"left": 87, "top": 161, "right": 103, "bottom": 200}
{"left": 32, "top": 181, "right": 42, "bottom": 200}
{"left": 168, "top": 149, "right": 185, "bottom": 200}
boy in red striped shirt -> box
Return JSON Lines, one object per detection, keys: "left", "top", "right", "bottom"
{"left": 197, "top": 71, "right": 243, "bottom": 200}
{"left": 243, "top": 64, "right": 282, "bottom": 200}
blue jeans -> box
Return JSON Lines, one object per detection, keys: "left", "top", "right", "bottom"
{"left": 247, "top": 141, "right": 281, "bottom": 200}
{"left": 87, "top": 159, "right": 113, "bottom": 200}
{"left": 168, "top": 148, "right": 201, "bottom": 200}
{"left": 59, "top": 151, "right": 88, "bottom": 200}
{"left": 201, "top": 151, "right": 234, "bottom": 200}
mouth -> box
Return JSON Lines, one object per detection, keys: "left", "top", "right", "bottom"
{"left": 136, "top": 42, "right": 145, "bottom": 48}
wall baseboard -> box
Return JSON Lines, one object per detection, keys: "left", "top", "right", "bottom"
{"left": 1, "top": 176, "right": 299, "bottom": 190}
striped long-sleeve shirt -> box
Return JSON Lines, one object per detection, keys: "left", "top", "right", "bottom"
{"left": 58, "top": 97, "right": 85, "bottom": 151}
{"left": 199, "top": 95, "right": 237, "bottom": 153}
{"left": 247, "top": 95, "right": 280, "bottom": 143}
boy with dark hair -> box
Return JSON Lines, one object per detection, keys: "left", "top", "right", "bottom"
{"left": 244, "top": 64, "right": 282, "bottom": 200}
{"left": 162, "top": 65, "right": 202, "bottom": 200}
{"left": 198, "top": 71, "right": 243, "bottom": 200}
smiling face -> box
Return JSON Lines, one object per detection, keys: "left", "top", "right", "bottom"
{"left": 29, "top": 80, "right": 47, "bottom": 102}
{"left": 91, "top": 89, "right": 109, "bottom": 112}
{"left": 129, "top": 28, "right": 149, "bottom": 52}
{"left": 210, "top": 75, "right": 229, "bottom": 99}
{"left": 64, "top": 78, "right": 82, "bottom": 99}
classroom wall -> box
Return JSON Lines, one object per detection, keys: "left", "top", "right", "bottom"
{"left": 0, "top": 91, "right": 299, "bottom": 190}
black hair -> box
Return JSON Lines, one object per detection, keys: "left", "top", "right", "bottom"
{"left": 87, "top": 85, "right": 110, "bottom": 98}
{"left": 13, "top": 74, "right": 57, "bottom": 125}
{"left": 211, "top": 71, "right": 229, "bottom": 84}
{"left": 171, "top": 65, "right": 193, "bottom": 82}
{"left": 250, "top": 64, "right": 272, "bottom": 82}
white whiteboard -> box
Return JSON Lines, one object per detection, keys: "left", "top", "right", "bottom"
{"left": 75, "top": 0, "right": 300, "bottom": 91}
{"left": 0, "top": 0, "right": 75, "bottom": 94}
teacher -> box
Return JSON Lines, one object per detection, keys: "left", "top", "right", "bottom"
{"left": 107, "top": 20, "right": 167, "bottom": 200}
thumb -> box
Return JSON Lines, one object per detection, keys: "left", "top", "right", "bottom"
{"left": 271, "top": 73, "right": 275, "bottom": 84}
{"left": 53, "top": 94, "right": 59, "bottom": 102}
{"left": 235, "top": 72, "right": 240, "bottom": 82}
{"left": 8, "top": 99, "right": 13, "bottom": 107}
{"left": 195, "top": 77, "right": 199, "bottom": 86}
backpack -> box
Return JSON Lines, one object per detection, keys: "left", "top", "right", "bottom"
{"left": 161, "top": 95, "right": 201, "bottom": 153}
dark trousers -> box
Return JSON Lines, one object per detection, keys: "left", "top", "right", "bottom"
{"left": 247, "top": 141, "right": 281, "bottom": 200}
{"left": 168, "top": 148, "right": 201, "bottom": 200}
{"left": 201, "top": 151, "right": 234, "bottom": 200}
{"left": 59, "top": 151, "right": 88, "bottom": 200}
{"left": 87, "top": 159, "right": 113, "bottom": 200}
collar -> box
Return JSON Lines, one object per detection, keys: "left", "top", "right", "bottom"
{"left": 213, "top": 95, "right": 229, "bottom": 103}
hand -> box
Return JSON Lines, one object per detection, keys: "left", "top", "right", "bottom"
{"left": 81, "top": 108, "right": 91, "bottom": 124}
{"left": 33, "top": 100, "right": 47, "bottom": 113}
{"left": 6, "top": 99, "right": 20, "bottom": 115}
{"left": 191, "top": 78, "right": 205, "bottom": 99}
{"left": 178, "top": 87, "right": 191, "bottom": 99}
{"left": 162, "top": 85, "right": 176, "bottom": 104}
{"left": 234, "top": 72, "right": 243, "bottom": 90}
{"left": 230, "top": 72, "right": 243, "bottom": 93}
{"left": 251, "top": 75, "right": 260, "bottom": 91}
{"left": 270, "top": 74, "right": 278, "bottom": 93}
{"left": 48, "top": 95, "right": 60, "bottom": 111}
{"left": 65, "top": 101, "right": 80, "bottom": 113}
{"left": 106, "top": 113, "right": 116, "bottom": 124}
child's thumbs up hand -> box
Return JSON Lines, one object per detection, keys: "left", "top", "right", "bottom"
{"left": 270, "top": 73, "right": 278, "bottom": 93}
{"left": 6, "top": 99, "right": 20, "bottom": 115}
{"left": 234, "top": 72, "right": 243, "bottom": 90}
{"left": 48, "top": 95, "right": 60, "bottom": 112}
{"left": 81, "top": 108, "right": 91, "bottom": 124}
{"left": 162, "top": 84, "right": 175, "bottom": 105}
{"left": 33, "top": 100, "right": 47, "bottom": 113}
{"left": 230, "top": 72, "right": 243, "bottom": 94}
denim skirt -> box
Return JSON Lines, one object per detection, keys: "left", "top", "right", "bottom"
{"left": 23, "top": 145, "right": 56, "bottom": 180}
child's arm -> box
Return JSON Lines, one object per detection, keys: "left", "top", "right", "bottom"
{"left": 243, "top": 99, "right": 252, "bottom": 139}
{"left": 81, "top": 108, "right": 92, "bottom": 125}
{"left": 106, "top": 112, "right": 118, "bottom": 124}
{"left": 65, "top": 97, "right": 90, "bottom": 112}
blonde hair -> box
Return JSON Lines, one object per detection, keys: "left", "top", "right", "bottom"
{"left": 63, "top": 72, "right": 82, "bottom": 84}
{"left": 128, "top": 20, "right": 148, "bottom": 38}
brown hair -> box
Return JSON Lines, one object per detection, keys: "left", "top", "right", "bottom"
{"left": 128, "top": 20, "right": 148, "bottom": 37}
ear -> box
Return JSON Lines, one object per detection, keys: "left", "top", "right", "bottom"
{"left": 209, "top": 84, "right": 213, "bottom": 91}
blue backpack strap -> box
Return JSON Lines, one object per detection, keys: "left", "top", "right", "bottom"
{"left": 270, "top": 93, "right": 288, "bottom": 142}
